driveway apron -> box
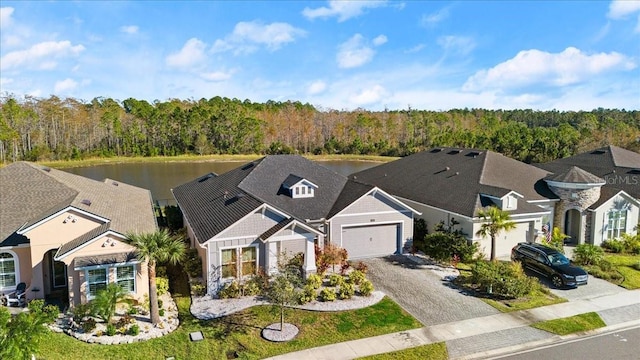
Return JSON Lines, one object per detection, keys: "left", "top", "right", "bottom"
{"left": 362, "top": 255, "right": 499, "bottom": 326}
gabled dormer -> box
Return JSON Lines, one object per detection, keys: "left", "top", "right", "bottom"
{"left": 282, "top": 174, "right": 318, "bottom": 199}
{"left": 480, "top": 191, "right": 523, "bottom": 211}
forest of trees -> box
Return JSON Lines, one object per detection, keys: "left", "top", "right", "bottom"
{"left": 0, "top": 94, "right": 638, "bottom": 164}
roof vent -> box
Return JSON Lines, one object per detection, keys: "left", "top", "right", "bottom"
{"left": 112, "top": 181, "right": 119, "bottom": 186}
{"left": 241, "top": 163, "right": 255, "bottom": 170}
{"left": 42, "top": 166, "right": 51, "bottom": 172}
{"left": 466, "top": 151, "right": 482, "bottom": 158}
{"left": 236, "top": 192, "right": 245, "bottom": 199}
{"left": 198, "top": 173, "right": 214, "bottom": 183}
{"left": 430, "top": 148, "right": 443, "bottom": 153}
{"left": 630, "top": 169, "right": 640, "bottom": 175}
{"left": 81, "top": 199, "right": 92, "bottom": 206}
{"left": 591, "top": 150, "right": 607, "bottom": 155}
{"left": 448, "top": 149, "right": 462, "bottom": 155}
{"left": 223, "top": 191, "right": 229, "bottom": 200}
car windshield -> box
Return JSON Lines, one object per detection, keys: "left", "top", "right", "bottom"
{"left": 548, "top": 252, "right": 570, "bottom": 265}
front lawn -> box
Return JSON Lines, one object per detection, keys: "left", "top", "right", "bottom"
{"left": 358, "top": 342, "right": 448, "bottom": 360}
{"left": 37, "top": 294, "right": 421, "bottom": 360}
{"left": 531, "top": 312, "right": 606, "bottom": 335}
{"left": 604, "top": 254, "right": 640, "bottom": 290}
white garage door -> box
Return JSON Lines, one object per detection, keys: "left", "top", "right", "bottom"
{"left": 341, "top": 224, "right": 400, "bottom": 259}
{"left": 495, "top": 222, "right": 530, "bottom": 259}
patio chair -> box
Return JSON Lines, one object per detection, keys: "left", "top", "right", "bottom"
{"left": 5, "top": 282, "right": 27, "bottom": 307}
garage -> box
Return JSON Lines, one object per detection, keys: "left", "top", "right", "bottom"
{"left": 340, "top": 223, "right": 400, "bottom": 259}
{"left": 494, "top": 222, "right": 531, "bottom": 259}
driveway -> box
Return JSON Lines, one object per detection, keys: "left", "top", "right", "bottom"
{"left": 546, "top": 275, "right": 628, "bottom": 302}
{"left": 362, "top": 255, "right": 499, "bottom": 326}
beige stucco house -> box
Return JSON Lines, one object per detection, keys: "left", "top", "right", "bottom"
{"left": 0, "top": 162, "right": 157, "bottom": 307}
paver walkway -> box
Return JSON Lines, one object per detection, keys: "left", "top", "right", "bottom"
{"left": 265, "top": 289, "right": 640, "bottom": 360}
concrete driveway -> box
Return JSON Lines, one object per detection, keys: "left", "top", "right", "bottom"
{"left": 362, "top": 255, "right": 499, "bottom": 326}
{"left": 546, "top": 275, "right": 628, "bottom": 302}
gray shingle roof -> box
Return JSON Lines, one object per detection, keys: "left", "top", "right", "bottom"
{"left": 173, "top": 155, "right": 349, "bottom": 244}
{"left": 536, "top": 145, "right": 640, "bottom": 199}
{"left": 546, "top": 166, "right": 605, "bottom": 184}
{"left": 351, "top": 148, "right": 555, "bottom": 217}
{"left": 73, "top": 251, "right": 140, "bottom": 269}
{"left": 327, "top": 180, "right": 375, "bottom": 219}
{"left": 0, "top": 162, "right": 157, "bottom": 248}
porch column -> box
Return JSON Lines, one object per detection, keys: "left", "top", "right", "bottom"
{"left": 303, "top": 235, "right": 318, "bottom": 279}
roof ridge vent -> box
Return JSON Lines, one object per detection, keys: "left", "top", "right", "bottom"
{"left": 447, "top": 149, "right": 463, "bottom": 155}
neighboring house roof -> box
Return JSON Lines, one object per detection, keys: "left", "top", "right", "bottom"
{"left": 546, "top": 166, "right": 605, "bottom": 184}
{"left": 351, "top": 148, "right": 555, "bottom": 218}
{"left": 173, "top": 155, "right": 350, "bottom": 244}
{"left": 0, "top": 162, "right": 157, "bottom": 248}
{"left": 536, "top": 145, "right": 640, "bottom": 199}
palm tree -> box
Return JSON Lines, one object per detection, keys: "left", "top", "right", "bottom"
{"left": 475, "top": 206, "right": 516, "bottom": 261}
{"left": 126, "top": 229, "right": 186, "bottom": 325}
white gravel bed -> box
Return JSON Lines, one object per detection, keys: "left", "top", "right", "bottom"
{"left": 262, "top": 323, "right": 299, "bottom": 342}
{"left": 191, "top": 291, "right": 385, "bottom": 320}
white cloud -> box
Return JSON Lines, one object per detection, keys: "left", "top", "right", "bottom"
{"left": 200, "top": 70, "right": 233, "bottom": 82}
{"left": 0, "top": 7, "right": 14, "bottom": 29}
{"left": 463, "top": 47, "right": 636, "bottom": 91}
{"left": 212, "top": 21, "right": 306, "bottom": 55}
{"left": 421, "top": 7, "right": 450, "bottom": 26}
{"left": 120, "top": 25, "right": 139, "bottom": 34}
{"left": 406, "top": 44, "right": 425, "bottom": 53}
{"left": 54, "top": 78, "right": 78, "bottom": 93}
{"left": 307, "top": 80, "right": 327, "bottom": 95}
{"left": 302, "top": 0, "right": 387, "bottom": 22}
{"left": 437, "top": 35, "right": 475, "bottom": 55}
{"left": 373, "top": 34, "right": 388, "bottom": 46}
{"left": 607, "top": 0, "right": 640, "bottom": 19}
{"left": 0, "top": 77, "right": 14, "bottom": 87}
{"left": 166, "top": 38, "right": 206, "bottom": 67}
{"left": 337, "top": 34, "right": 375, "bottom": 69}
{"left": 0, "top": 40, "right": 85, "bottom": 71}
{"left": 349, "top": 84, "right": 389, "bottom": 105}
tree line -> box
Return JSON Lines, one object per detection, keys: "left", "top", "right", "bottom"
{"left": 0, "top": 94, "right": 638, "bottom": 164}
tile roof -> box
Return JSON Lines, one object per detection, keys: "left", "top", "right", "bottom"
{"left": 0, "top": 162, "right": 157, "bottom": 248}
{"left": 173, "top": 155, "right": 349, "bottom": 244}
{"left": 536, "top": 145, "right": 640, "bottom": 199}
{"left": 351, "top": 148, "right": 555, "bottom": 218}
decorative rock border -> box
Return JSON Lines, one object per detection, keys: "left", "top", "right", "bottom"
{"left": 262, "top": 323, "right": 299, "bottom": 342}
{"left": 49, "top": 293, "right": 180, "bottom": 345}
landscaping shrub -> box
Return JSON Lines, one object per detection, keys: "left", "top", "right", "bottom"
{"left": 598, "top": 259, "right": 613, "bottom": 272}
{"left": 355, "top": 261, "right": 369, "bottom": 274}
{"left": 242, "top": 281, "right": 261, "bottom": 296}
{"left": 413, "top": 218, "right": 428, "bottom": 251}
{"left": 128, "top": 324, "right": 140, "bottom": 336}
{"left": 634, "top": 262, "right": 640, "bottom": 271}
{"left": 156, "top": 277, "right": 170, "bottom": 296}
{"left": 621, "top": 234, "right": 640, "bottom": 255}
{"left": 340, "top": 262, "right": 351, "bottom": 275}
{"left": 359, "top": 279, "right": 374, "bottom": 296}
{"left": 471, "top": 261, "right": 538, "bottom": 298}
{"left": 328, "top": 273, "right": 345, "bottom": 287}
{"left": 91, "top": 283, "right": 130, "bottom": 324}
{"left": 219, "top": 281, "right": 241, "bottom": 299}
{"left": 183, "top": 249, "right": 203, "bottom": 278}
{"left": 319, "top": 288, "right": 336, "bottom": 302}
{"left": 602, "top": 239, "right": 625, "bottom": 253}
{"left": 105, "top": 324, "right": 117, "bottom": 336}
{"left": 71, "top": 303, "right": 92, "bottom": 323}
{"left": 348, "top": 270, "right": 366, "bottom": 285}
{"left": 190, "top": 281, "right": 206, "bottom": 296}
{"left": 156, "top": 266, "right": 167, "bottom": 278}
{"left": 336, "top": 282, "right": 355, "bottom": 300}
{"left": 81, "top": 318, "right": 96, "bottom": 333}
{"left": 298, "top": 285, "right": 317, "bottom": 304}
{"left": 115, "top": 314, "right": 134, "bottom": 328}
{"left": 573, "top": 244, "right": 604, "bottom": 266}
{"left": 287, "top": 252, "right": 305, "bottom": 271}
{"left": 306, "top": 273, "right": 323, "bottom": 289}
{"left": 422, "top": 230, "right": 478, "bottom": 263}
{"left": 159, "top": 309, "right": 165, "bottom": 317}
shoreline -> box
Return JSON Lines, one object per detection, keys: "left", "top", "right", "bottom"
{"left": 37, "top": 154, "right": 397, "bottom": 169}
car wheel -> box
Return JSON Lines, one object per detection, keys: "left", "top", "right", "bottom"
{"left": 551, "top": 275, "right": 563, "bottom": 288}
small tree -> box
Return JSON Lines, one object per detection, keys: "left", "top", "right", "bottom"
{"left": 546, "top": 227, "right": 569, "bottom": 254}
{"left": 0, "top": 300, "right": 59, "bottom": 360}
{"left": 91, "top": 283, "right": 130, "bottom": 324}
{"left": 263, "top": 255, "right": 303, "bottom": 331}
{"left": 476, "top": 206, "right": 516, "bottom": 261}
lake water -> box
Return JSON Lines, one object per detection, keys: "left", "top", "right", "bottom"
{"left": 65, "top": 160, "right": 380, "bottom": 203}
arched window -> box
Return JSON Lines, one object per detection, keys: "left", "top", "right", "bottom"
{"left": 0, "top": 251, "right": 19, "bottom": 290}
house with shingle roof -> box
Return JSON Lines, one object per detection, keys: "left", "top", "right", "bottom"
{"left": 536, "top": 145, "right": 640, "bottom": 246}
{"left": 0, "top": 162, "right": 157, "bottom": 307}
{"left": 352, "top": 148, "right": 558, "bottom": 259}
{"left": 172, "top": 155, "right": 419, "bottom": 294}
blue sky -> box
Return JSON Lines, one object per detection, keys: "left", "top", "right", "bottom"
{"left": 1, "top": 1, "right": 639, "bottom": 111}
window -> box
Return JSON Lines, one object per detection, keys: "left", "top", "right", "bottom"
{"left": 221, "top": 247, "right": 257, "bottom": 279}
{"left": 0, "top": 252, "right": 17, "bottom": 289}
{"left": 607, "top": 210, "right": 627, "bottom": 239}
{"left": 221, "top": 249, "right": 237, "bottom": 278}
{"left": 116, "top": 266, "right": 135, "bottom": 293}
{"left": 87, "top": 268, "right": 107, "bottom": 299}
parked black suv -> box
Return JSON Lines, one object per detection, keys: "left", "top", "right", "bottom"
{"left": 511, "top": 243, "right": 588, "bottom": 288}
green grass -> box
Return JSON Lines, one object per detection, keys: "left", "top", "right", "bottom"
{"left": 605, "top": 254, "right": 640, "bottom": 290}
{"left": 357, "top": 342, "right": 448, "bottom": 360}
{"left": 38, "top": 154, "right": 396, "bottom": 169}
{"left": 531, "top": 312, "right": 606, "bottom": 335}
{"left": 481, "top": 289, "right": 567, "bottom": 313}
{"left": 36, "top": 295, "right": 421, "bottom": 360}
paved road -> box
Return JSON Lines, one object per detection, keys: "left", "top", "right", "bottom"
{"left": 496, "top": 326, "right": 640, "bottom": 360}
{"left": 363, "top": 256, "right": 499, "bottom": 326}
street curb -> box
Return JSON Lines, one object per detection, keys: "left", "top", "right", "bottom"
{"left": 456, "top": 319, "right": 640, "bottom": 360}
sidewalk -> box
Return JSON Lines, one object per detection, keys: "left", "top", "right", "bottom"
{"left": 265, "top": 289, "right": 640, "bottom": 360}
